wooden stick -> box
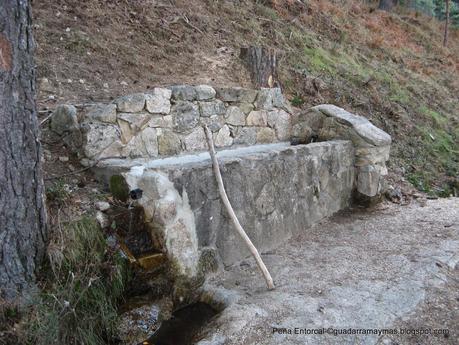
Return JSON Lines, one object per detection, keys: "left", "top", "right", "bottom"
{"left": 203, "top": 125, "right": 275, "bottom": 290}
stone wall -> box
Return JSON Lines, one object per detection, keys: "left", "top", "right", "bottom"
{"left": 118, "top": 141, "right": 355, "bottom": 273}
{"left": 50, "top": 85, "right": 393, "bottom": 277}
{"left": 74, "top": 85, "right": 294, "bottom": 161}
{"left": 297, "top": 104, "right": 391, "bottom": 202}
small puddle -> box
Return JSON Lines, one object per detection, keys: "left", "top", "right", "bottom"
{"left": 140, "top": 302, "right": 218, "bottom": 345}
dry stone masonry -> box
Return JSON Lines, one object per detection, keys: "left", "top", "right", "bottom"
{"left": 51, "top": 85, "right": 392, "bottom": 277}
{"left": 298, "top": 104, "right": 391, "bottom": 201}
{"left": 75, "top": 85, "right": 293, "bottom": 162}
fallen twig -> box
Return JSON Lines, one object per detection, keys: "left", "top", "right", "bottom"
{"left": 182, "top": 15, "right": 204, "bottom": 34}
{"left": 40, "top": 112, "right": 54, "bottom": 126}
{"left": 203, "top": 125, "right": 275, "bottom": 290}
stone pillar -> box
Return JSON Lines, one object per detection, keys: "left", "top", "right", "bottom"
{"left": 300, "top": 104, "right": 391, "bottom": 205}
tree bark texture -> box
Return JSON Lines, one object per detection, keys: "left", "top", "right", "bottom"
{"left": 0, "top": 0, "right": 47, "bottom": 301}
{"left": 240, "top": 46, "right": 279, "bottom": 88}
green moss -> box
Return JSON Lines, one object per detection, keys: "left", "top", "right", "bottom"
{"left": 109, "top": 175, "right": 129, "bottom": 202}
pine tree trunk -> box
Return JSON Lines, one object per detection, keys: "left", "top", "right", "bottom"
{"left": 240, "top": 46, "right": 279, "bottom": 88}
{"left": 443, "top": 0, "right": 450, "bottom": 46}
{"left": 0, "top": 0, "right": 47, "bottom": 302}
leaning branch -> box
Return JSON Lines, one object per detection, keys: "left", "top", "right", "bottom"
{"left": 203, "top": 125, "right": 275, "bottom": 290}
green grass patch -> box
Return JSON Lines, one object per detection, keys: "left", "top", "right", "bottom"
{"left": 406, "top": 125, "right": 458, "bottom": 196}
{"left": 418, "top": 106, "right": 448, "bottom": 127}
{"left": 303, "top": 46, "right": 338, "bottom": 74}
{"left": 290, "top": 95, "right": 305, "bottom": 107}
{"left": 46, "top": 179, "right": 70, "bottom": 205}
{"left": 27, "top": 217, "right": 130, "bottom": 345}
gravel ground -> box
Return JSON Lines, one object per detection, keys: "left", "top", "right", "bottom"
{"left": 198, "top": 198, "right": 459, "bottom": 345}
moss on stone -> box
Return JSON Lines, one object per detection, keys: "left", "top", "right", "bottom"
{"left": 109, "top": 175, "right": 129, "bottom": 202}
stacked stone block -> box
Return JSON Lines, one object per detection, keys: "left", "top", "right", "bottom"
{"left": 300, "top": 104, "right": 391, "bottom": 201}
{"left": 78, "top": 85, "right": 293, "bottom": 161}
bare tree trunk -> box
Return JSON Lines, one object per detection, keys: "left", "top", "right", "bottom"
{"left": 378, "top": 0, "right": 398, "bottom": 11}
{"left": 240, "top": 46, "right": 279, "bottom": 88}
{"left": 0, "top": 0, "right": 47, "bottom": 302}
{"left": 443, "top": 0, "right": 450, "bottom": 46}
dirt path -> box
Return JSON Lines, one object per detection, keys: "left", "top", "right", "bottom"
{"left": 198, "top": 198, "right": 459, "bottom": 345}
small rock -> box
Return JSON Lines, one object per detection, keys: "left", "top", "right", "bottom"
{"left": 357, "top": 165, "right": 382, "bottom": 197}
{"left": 256, "top": 127, "right": 275, "bottom": 143}
{"left": 120, "top": 81, "right": 128, "bottom": 86}
{"left": 182, "top": 127, "right": 207, "bottom": 151}
{"left": 170, "top": 85, "right": 197, "bottom": 101}
{"left": 43, "top": 149, "right": 52, "bottom": 161}
{"left": 39, "top": 77, "right": 54, "bottom": 93}
{"left": 58, "top": 156, "right": 69, "bottom": 162}
{"left": 80, "top": 122, "right": 121, "bottom": 159}
{"left": 215, "top": 87, "right": 258, "bottom": 103}
{"left": 50, "top": 104, "right": 79, "bottom": 134}
{"left": 86, "top": 104, "right": 117, "bottom": 123}
{"left": 247, "top": 110, "right": 268, "bottom": 127}
{"left": 385, "top": 185, "right": 402, "bottom": 203}
{"left": 95, "top": 211, "right": 109, "bottom": 228}
{"left": 236, "top": 102, "right": 255, "bottom": 115}
{"left": 200, "top": 115, "right": 225, "bottom": 132}
{"left": 195, "top": 85, "right": 216, "bottom": 100}
{"left": 114, "top": 93, "right": 146, "bottom": 113}
{"left": 291, "top": 122, "right": 313, "bottom": 144}
{"left": 225, "top": 106, "right": 246, "bottom": 126}
{"left": 147, "top": 115, "right": 173, "bottom": 128}
{"left": 95, "top": 201, "right": 110, "bottom": 211}
{"left": 199, "top": 100, "right": 226, "bottom": 117}
{"left": 145, "top": 88, "right": 172, "bottom": 114}
{"left": 118, "top": 303, "right": 162, "bottom": 345}
{"left": 214, "top": 125, "right": 233, "bottom": 147}
{"left": 122, "top": 127, "right": 158, "bottom": 158}
{"left": 233, "top": 126, "right": 257, "bottom": 145}
{"left": 267, "top": 109, "right": 291, "bottom": 140}
{"left": 158, "top": 130, "right": 181, "bottom": 156}
{"left": 171, "top": 101, "right": 200, "bottom": 131}
{"left": 255, "top": 88, "right": 275, "bottom": 110}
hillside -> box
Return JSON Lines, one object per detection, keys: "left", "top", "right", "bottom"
{"left": 33, "top": 0, "right": 459, "bottom": 196}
